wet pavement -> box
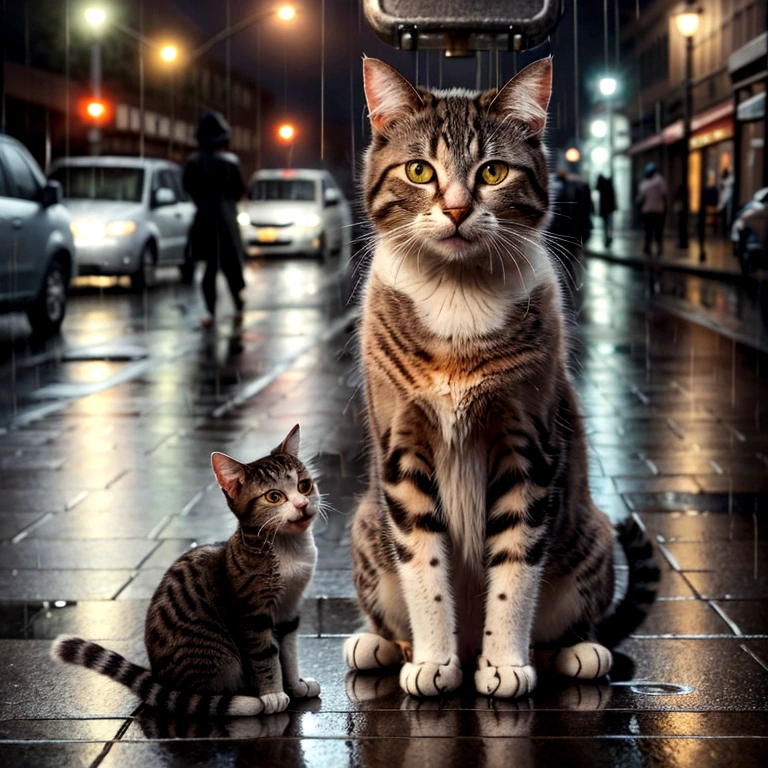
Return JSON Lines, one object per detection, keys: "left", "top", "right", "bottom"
{"left": 1, "top": 247, "right": 767, "bottom": 767}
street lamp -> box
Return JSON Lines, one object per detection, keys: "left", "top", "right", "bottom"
{"left": 672, "top": 1, "right": 702, "bottom": 249}
{"left": 84, "top": 7, "right": 178, "bottom": 157}
{"left": 598, "top": 77, "right": 617, "bottom": 97}
{"left": 190, "top": 5, "right": 297, "bottom": 121}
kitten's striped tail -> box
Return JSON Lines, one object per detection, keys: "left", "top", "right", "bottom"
{"left": 51, "top": 635, "right": 268, "bottom": 717}
{"left": 596, "top": 516, "right": 661, "bottom": 648}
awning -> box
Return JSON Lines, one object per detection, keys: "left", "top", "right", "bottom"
{"left": 627, "top": 100, "right": 734, "bottom": 155}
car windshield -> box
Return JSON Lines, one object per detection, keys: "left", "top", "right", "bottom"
{"left": 50, "top": 166, "right": 144, "bottom": 202}
{"left": 250, "top": 179, "right": 317, "bottom": 202}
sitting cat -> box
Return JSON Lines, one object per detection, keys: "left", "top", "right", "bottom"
{"left": 52, "top": 425, "right": 321, "bottom": 716}
{"left": 344, "top": 57, "right": 659, "bottom": 699}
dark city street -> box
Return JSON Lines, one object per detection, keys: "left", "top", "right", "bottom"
{"left": 1, "top": 0, "right": 768, "bottom": 766}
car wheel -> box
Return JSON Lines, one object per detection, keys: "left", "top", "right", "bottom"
{"left": 131, "top": 244, "right": 156, "bottom": 292}
{"left": 27, "top": 258, "right": 67, "bottom": 337}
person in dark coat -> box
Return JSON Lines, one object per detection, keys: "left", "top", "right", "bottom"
{"left": 183, "top": 111, "right": 246, "bottom": 326}
{"left": 595, "top": 174, "right": 616, "bottom": 247}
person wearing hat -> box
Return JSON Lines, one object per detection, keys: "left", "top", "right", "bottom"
{"left": 636, "top": 162, "right": 667, "bottom": 258}
{"left": 183, "top": 111, "right": 247, "bottom": 326}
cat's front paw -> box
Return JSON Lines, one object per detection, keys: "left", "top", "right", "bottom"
{"left": 260, "top": 691, "right": 290, "bottom": 714}
{"left": 400, "top": 655, "right": 462, "bottom": 697}
{"left": 474, "top": 656, "right": 537, "bottom": 698}
{"left": 287, "top": 677, "right": 321, "bottom": 698}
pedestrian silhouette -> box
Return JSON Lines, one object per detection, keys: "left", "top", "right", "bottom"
{"left": 183, "top": 111, "right": 247, "bottom": 327}
{"left": 636, "top": 163, "right": 667, "bottom": 258}
{"left": 718, "top": 167, "right": 734, "bottom": 237}
{"left": 595, "top": 174, "right": 616, "bottom": 247}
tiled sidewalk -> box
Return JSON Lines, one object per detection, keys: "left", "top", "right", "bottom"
{"left": 1, "top": 258, "right": 767, "bottom": 766}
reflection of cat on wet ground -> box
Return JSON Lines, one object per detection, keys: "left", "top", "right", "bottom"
{"left": 345, "top": 57, "right": 659, "bottom": 699}
{"left": 52, "top": 426, "right": 321, "bottom": 716}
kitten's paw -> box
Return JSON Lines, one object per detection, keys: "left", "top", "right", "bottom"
{"left": 260, "top": 691, "right": 290, "bottom": 715}
{"left": 287, "top": 677, "right": 321, "bottom": 698}
{"left": 553, "top": 642, "right": 613, "bottom": 679}
{"left": 475, "top": 657, "right": 537, "bottom": 698}
{"left": 344, "top": 633, "right": 405, "bottom": 670}
{"left": 399, "top": 655, "right": 462, "bottom": 697}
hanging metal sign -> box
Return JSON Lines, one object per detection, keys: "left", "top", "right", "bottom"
{"left": 363, "top": 0, "right": 564, "bottom": 56}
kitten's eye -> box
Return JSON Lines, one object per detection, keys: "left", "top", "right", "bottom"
{"left": 298, "top": 478, "right": 313, "bottom": 495}
{"left": 479, "top": 162, "right": 509, "bottom": 185}
{"left": 405, "top": 161, "right": 435, "bottom": 184}
{"left": 264, "top": 490, "right": 285, "bottom": 504}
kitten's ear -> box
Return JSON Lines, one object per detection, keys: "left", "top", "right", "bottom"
{"left": 363, "top": 57, "right": 423, "bottom": 135}
{"left": 487, "top": 56, "right": 552, "bottom": 136}
{"left": 211, "top": 452, "right": 245, "bottom": 499}
{"left": 273, "top": 424, "right": 300, "bottom": 457}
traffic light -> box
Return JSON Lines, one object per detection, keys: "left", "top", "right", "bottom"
{"left": 80, "top": 97, "right": 111, "bottom": 124}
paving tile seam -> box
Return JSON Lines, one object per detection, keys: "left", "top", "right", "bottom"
{"left": 209, "top": 309, "right": 356, "bottom": 420}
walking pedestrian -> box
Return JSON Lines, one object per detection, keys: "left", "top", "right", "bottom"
{"left": 636, "top": 162, "right": 667, "bottom": 258}
{"left": 183, "top": 111, "right": 247, "bottom": 327}
{"left": 595, "top": 173, "right": 616, "bottom": 247}
{"left": 718, "top": 167, "right": 734, "bottom": 237}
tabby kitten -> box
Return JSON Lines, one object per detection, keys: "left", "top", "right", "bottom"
{"left": 344, "top": 58, "right": 659, "bottom": 699}
{"left": 52, "top": 425, "right": 321, "bottom": 716}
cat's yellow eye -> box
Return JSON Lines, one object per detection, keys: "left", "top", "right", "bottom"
{"left": 265, "top": 490, "right": 285, "bottom": 504}
{"left": 405, "top": 161, "right": 436, "bottom": 184}
{"left": 298, "top": 478, "right": 313, "bottom": 495}
{"left": 479, "top": 162, "right": 509, "bottom": 185}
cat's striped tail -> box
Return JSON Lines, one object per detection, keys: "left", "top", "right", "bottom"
{"left": 51, "top": 635, "right": 273, "bottom": 716}
{"left": 596, "top": 515, "right": 661, "bottom": 648}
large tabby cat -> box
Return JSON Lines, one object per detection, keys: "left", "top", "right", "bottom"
{"left": 344, "top": 58, "right": 659, "bottom": 699}
{"left": 52, "top": 426, "right": 321, "bottom": 716}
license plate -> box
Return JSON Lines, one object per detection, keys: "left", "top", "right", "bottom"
{"left": 256, "top": 227, "right": 279, "bottom": 243}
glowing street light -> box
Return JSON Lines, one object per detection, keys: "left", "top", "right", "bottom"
{"left": 160, "top": 45, "right": 178, "bottom": 63}
{"left": 277, "top": 5, "right": 296, "bottom": 21}
{"left": 591, "top": 147, "right": 609, "bottom": 165}
{"left": 84, "top": 7, "right": 106, "bottom": 27}
{"left": 598, "top": 77, "right": 617, "bottom": 97}
{"left": 278, "top": 124, "right": 295, "bottom": 142}
{"left": 671, "top": 1, "right": 703, "bottom": 249}
{"left": 674, "top": 6, "right": 701, "bottom": 37}
{"left": 590, "top": 119, "right": 608, "bottom": 139}
{"left": 564, "top": 147, "right": 581, "bottom": 163}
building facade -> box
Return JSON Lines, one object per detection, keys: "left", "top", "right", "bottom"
{"left": 621, "top": 0, "right": 766, "bottom": 231}
{"left": 0, "top": 0, "right": 272, "bottom": 177}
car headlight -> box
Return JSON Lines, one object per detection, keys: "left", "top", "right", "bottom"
{"left": 237, "top": 211, "right": 251, "bottom": 226}
{"left": 70, "top": 220, "right": 137, "bottom": 238}
{"left": 105, "top": 220, "right": 137, "bottom": 237}
{"left": 296, "top": 213, "right": 321, "bottom": 228}
{"left": 70, "top": 219, "right": 106, "bottom": 239}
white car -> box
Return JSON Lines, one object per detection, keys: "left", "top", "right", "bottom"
{"left": 48, "top": 157, "right": 196, "bottom": 290}
{"left": 0, "top": 134, "right": 75, "bottom": 336}
{"left": 237, "top": 169, "right": 351, "bottom": 259}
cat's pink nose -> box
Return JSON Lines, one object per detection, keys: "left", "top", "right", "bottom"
{"left": 443, "top": 207, "right": 470, "bottom": 225}
{"left": 294, "top": 497, "right": 309, "bottom": 510}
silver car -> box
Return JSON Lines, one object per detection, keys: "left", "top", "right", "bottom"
{"left": 0, "top": 134, "right": 75, "bottom": 336}
{"left": 237, "top": 169, "right": 351, "bottom": 259}
{"left": 48, "top": 157, "right": 196, "bottom": 290}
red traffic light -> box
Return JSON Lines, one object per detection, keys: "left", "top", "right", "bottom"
{"left": 79, "top": 98, "right": 111, "bottom": 124}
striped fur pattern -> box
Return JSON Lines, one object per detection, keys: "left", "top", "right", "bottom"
{"left": 345, "top": 59, "right": 658, "bottom": 699}
{"left": 51, "top": 425, "right": 321, "bottom": 716}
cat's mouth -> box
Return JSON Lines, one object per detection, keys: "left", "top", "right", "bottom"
{"left": 438, "top": 233, "right": 473, "bottom": 251}
{"left": 288, "top": 510, "right": 315, "bottom": 530}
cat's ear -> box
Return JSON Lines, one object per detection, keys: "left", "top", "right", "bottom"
{"left": 487, "top": 56, "right": 552, "bottom": 136}
{"left": 273, "top": 424, "right": 300, "bottom": 457}
{"left": 363, "top": 57, "right": 423, "bottom": 135}
{"left": 211, "top": 452, "right": 245, "bottom": 499}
